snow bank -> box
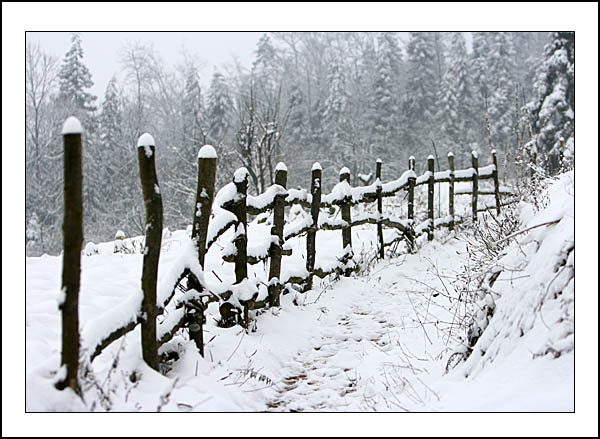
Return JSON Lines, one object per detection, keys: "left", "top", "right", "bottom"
{"left": 455, "top": 172, "right": 574, "bottom": 406}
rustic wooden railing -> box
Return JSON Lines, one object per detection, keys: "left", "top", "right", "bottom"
{"left": 54, "top": 117, "right": 516, "bottom": 393}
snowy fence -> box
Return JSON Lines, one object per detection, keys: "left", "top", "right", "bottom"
{"left": 55, "top": 117, "right": 516, "bottom": 394}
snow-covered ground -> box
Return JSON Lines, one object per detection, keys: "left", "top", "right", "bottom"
{"left": 25, "top": 175, "right": 575, "bottom": 414}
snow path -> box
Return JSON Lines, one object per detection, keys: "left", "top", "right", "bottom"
{"left": 213, "top": 238, "right": 465, "bottom": 412}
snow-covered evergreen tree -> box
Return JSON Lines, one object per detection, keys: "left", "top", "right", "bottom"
{"left": 371, "top": 32, "right": 402, "bottom": 150}
{"left": 252, "top": 33, "right": 279, "bottom": 76}
{"left": 402, "top": 32, "right": 439, "bottom": 157}
{"left": 528, "top": 32, "right": 574, "bottom": 173}
{"left": 99, "top": 76, "right": 123, "bottom": 151}
{"left": 323, "top": 58, "right": 349, "bottom": 154}
{"left": 26, "top": 213, "right": 42, "bottom": 256}
{"left": 437, "top": 32, "right": 477, "bottom": 161}
{"left": 182, "top": 64, "right": 205, "bottom": 150}
{"left": 471, "top": 32, "right": 493, "bottom": 105}
{"left": 487, "top": 32, "right": 517, "bottom": 151}
{"left": 206, "top": 70, "right": 233, "bottom": 147}
{"left": 58, "top": 33, "right": 97, "bottom": 113}
{"left": 58, "top": 32, "right": 102, "bottom": 224}
{"left": 287, "top": 82, "right": 306, "bottom": 147}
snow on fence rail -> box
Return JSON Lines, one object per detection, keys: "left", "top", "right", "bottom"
{"left": 55, "top": 117, "right": 516, "bottom": 394}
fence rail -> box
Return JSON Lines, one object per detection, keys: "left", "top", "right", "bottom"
{"left": 54, "top": 117, "right": 516, "bottom": 394}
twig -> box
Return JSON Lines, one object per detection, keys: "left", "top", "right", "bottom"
{"left": 226, "top": 332, "right": 245, "bottom": 362}
{"left": 493, "top": 219, "right": 560, "bottom": 247}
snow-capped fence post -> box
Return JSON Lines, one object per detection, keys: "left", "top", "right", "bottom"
{"left": 448, "top": 152, "right": 455, "bottom": 231}
{"left": 427, "top": 155, "right": 435, "bottom": 241}
{"left": 233, "top": 168, "right": 249, "bottom": 283}
{"left": 192, "top": 145, "right": 217, "bottom": 266}
{"left": 375, "top": 159, "right": 384, "bottom": 259}
{"left": 339, "top": 167, "right": 353, "bottom": 259}
{"left": 56, "top": 117, "right": 83, "bottom": 394}
{"left": 137, "top": 133, "right": 163, "bottom": 371}
{"left": 268, "top": 163, "right": 288, "bottom": 307}
{"left": 471, "top": 151, "right": 479, "bottom": 223}
{"left": 407, "top": 156, "right": 416, "bottom": 252}
{"left": 233, "top": 168, "right": 251, "bottom": 327}
{"left": 188, "top": 145, "right": 217, "bottom": 356}
{"left": 491, "top": 149, "right": 501, "bottom": 216}
{"left": 305, "top": 163, "right": 322, "bottom": 291}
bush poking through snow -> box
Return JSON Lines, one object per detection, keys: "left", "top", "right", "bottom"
{"left": 84, "top": 242, "right": 99, "bottom": 256}
{"left": 114, "top": 237, "right": 145, "bottom": 254}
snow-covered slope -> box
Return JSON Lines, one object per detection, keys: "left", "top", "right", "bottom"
{"left": 441, "top": 171, "right": 574, "bottom": 411}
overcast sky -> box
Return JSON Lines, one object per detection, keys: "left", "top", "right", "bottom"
{"left": 27, "top": 31, "right": 476, "bottom": 102}
{"left": 27, "top": 31, "right": 264, "bottom": 98}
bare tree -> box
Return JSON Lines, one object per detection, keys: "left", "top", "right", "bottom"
{"left": 235, "top": 78, "right": 290, "bottom": 193}
{"left": 26, "top": 41, "right": 63, "bottom": 254}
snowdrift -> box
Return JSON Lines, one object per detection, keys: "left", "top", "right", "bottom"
{"left": 444, "top": 171, "right": 574, "bottom": 411}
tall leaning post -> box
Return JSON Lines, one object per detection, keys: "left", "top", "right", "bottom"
{"left": 305, "top": 162, "right": 322, "bottom": 291}
{"left": 56, "top": 117, "right": 84, "bottom": 394}
{"left": 137, "top": 133, "right": 163, "bottom": 371}
{"left": 427, "top": 155, "right": 435, "bottom": 241}
{"left": 471, "top": 150, "right": 479, "bottom": 223}
{"left": 268, "top": 162, "right": 288, "bottom": 307}
{"left": 407, "top": 156, "right": 416, "bottom": 252}
{"left": 448, "top": 152, "right": 455, "bottom": 231}
{"left": 491, "top": 149, "right": 501, "bottom": 216}
{"left": 189, "top": 145, "right": 217, "bottom": 356}
{"left": 339, "top": 167, "right": 352, "bottom": 255}
{"left": 375, "top": 159, "right": 384, "bottom": 259}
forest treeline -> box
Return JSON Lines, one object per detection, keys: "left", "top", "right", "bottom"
{"left": 25, "top": 32, "right": 574, "bottom": 255}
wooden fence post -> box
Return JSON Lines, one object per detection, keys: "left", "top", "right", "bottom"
{"left": 233, "top": 168, "right": 249, "bottom": 284}
{"left": 230, "top": 168, "right": 251, "bottom": 327}
{"left": 305, "top": 162, "right": 322, "bottom": 291}
{"left": 56, "top": 117, "right": 83, "bottom": 393}
{"left": 491, "top": 149, "right": 501, "bottom": 216}
{"left": 268, "top": 162, "right": 288, "bottom": 307}
{"left": 137, "top": 133, "right": 163, "bottom": 371}
{"left": 339, "top": 167, "right": 352, "bottom": 254}
{"left": 407, "top": 156, "right": 416, "bottom": 252}
{"left": 188, "top": 145, "right": 217, "bottom": 356}
{"left": 471, "top": 150, "right": 479, "bottom": 223}
{"left": 448, "top": 152, "right": 455, "bottom": 231}
{"left": 427, "top": 155, "right": 435, "bottom": 241}
{"left": 375, "top": 159, "right": 384, "bottom": 259}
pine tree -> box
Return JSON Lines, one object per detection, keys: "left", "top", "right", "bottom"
{"left": 437, "top": 32, "right": 476, "bottom": 160}
{"left": 287, "top": 82, "right": 306, "bottom": 147}
{"left": 206, "top": 70, "right": 233, "bottom": 147}
{"left": 58, "top": 33, "right": 101, "bottom": 228}
{"left": 323, "top": 58, "right": 348, "bottom": 154}
{"left": 403, "top": 32, "right": 439, "bottom": 156}
{"left": 182, "top": 64, "right": 205, "bottom": 150}
{"left": 59, "top": 33, "right": 97, "bottom": 113}
{"left": 99, "top": 76, "right": 123, "bottom": 151}
{"left": 252, "top": 33, "right": 279, "bottom": 78}
{"left": 371, "top": 32, "right": 402, "bottom": 151}
{"left": 26, "top": 213, "right": 42, "bottom": 256}
{"left": 471, "top": 32, "right": 493, "bottom": 105}
{"left": 528, "top": 32, "right": 574, "bottom": 172}
{"left": 487, "top": 32, "right": 517, "bottom": 151}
